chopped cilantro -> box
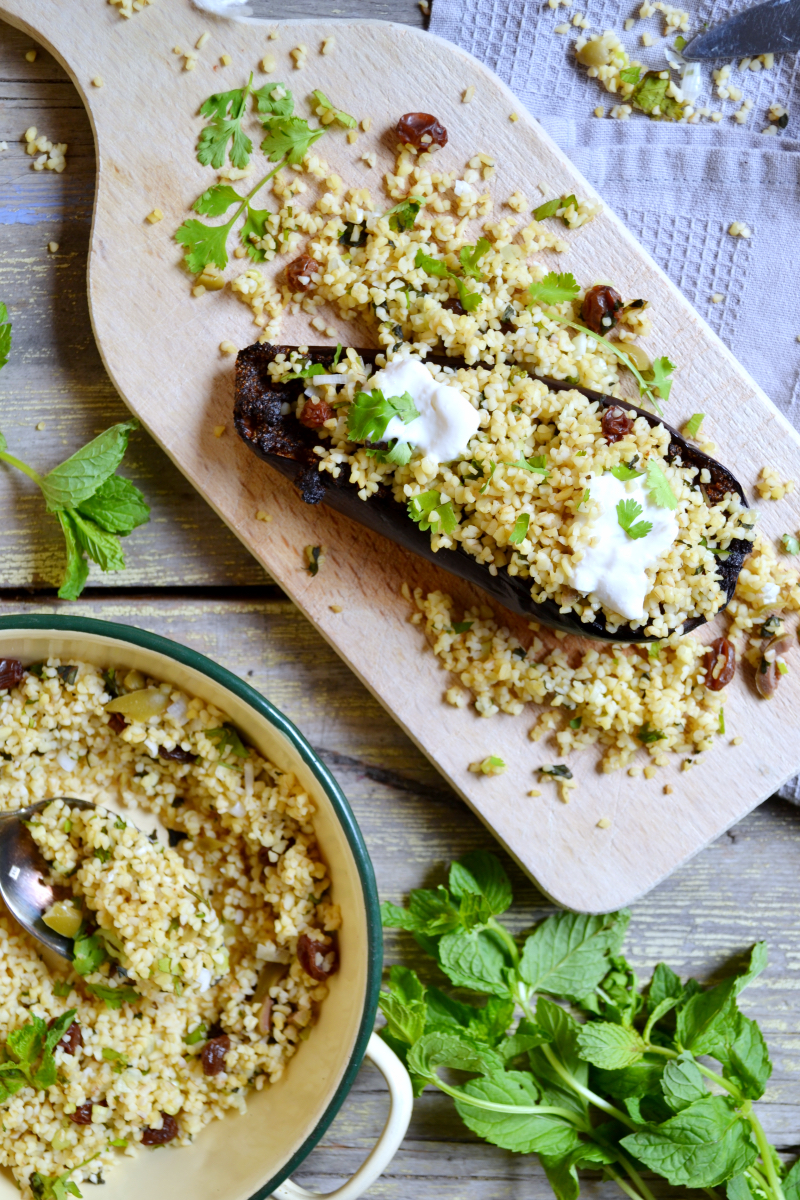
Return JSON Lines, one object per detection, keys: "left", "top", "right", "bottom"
{"left": 72, "top": 932, "right": 107, "bottom": 977}
{"left": 781, "top": 533, "right": 800, "bottom": 555}
{"left": 539, "top": 764, "right": 573, "bottom": 779}
{"left": 109, "top": 1139, "right": 128, "bottom": 1149}
{"left": 86, "top": 983, "right": 139, "bottom": 1010}
{"left": 648, "top": 641, "right": 661, "bottom": 659}
{"left": 532, "top": 197, "right": 561, "bottom": 221}
{"left": 184, "top": 1023, "right": 208, "bottom": 1046}
{"left": 508, "top": 512, "right": 530, "bottom": 545}
{"left": 578, "top": 488, "right": 590, "bottom": 508}
{"left": 683, "top": 412, "right": 705, "bottom": 438}
{"left": 479, "top": 462, "right": 497, "bottom": 494}
{"left": 382, "top": 196, "right": 423, "bottom": 232}
{"left": 645, "top": 459, "right": 678, "bottom": 510}
{"left": 513, "top": 452, "right": 550, "bottom": 477}
{"left": 778, "top": 661, "right": 789, "bottom": 676}
{"left": 30, "top": 1155, "right": 99, "bottom": 1200}
{"left": 569, "top": 717, "right": 582, "bottom": 730}
{"left": 458, "top": 238, "right": 491, "bottom": 281}
{"left": 647, "top": 356, "right": 676, "bottom": 404}
{"left": 101, "top": 1047, "right": 128, "bottom": 1073}
{"left": 311, "top": 89, "right": 357, "bottom": 128}
{"left": 205, "top": 723, "right": 250, "bottom": 765}
{"left": 527, "top": 271, "right": 580, "bottom": 307}
{"left": 674, "top": 34, "right": 687, "bottom": 50}
{"left": 609, "top": 463, "right": 643, "bottom": 482}
{"left": 53, "top": 980, "right": 72, "bottom": 999}
{"left": 261, "top": 116, "right": 324, "bottom": 164}
{"left": 637, "top": 722, "right": 666, "bottom": 744}
{"left": 616, "top": 498, "right": 652, "bottom": 540}
{"left": 253, "top": 82, "right": 294, "bottom": 119}
{"left": 197, "top": 75, "right": 255, "bottom": 170}
{"left": 408, "top": 491, "right": 458, "bottom": 535}
{"left": 347, "top": 387, "right": 419, "bottom": 445}
{"left": 619, "top": 65, "right": 642, "bottom": 85}
{"left": 414, "top": 247, "right": 483, "bottom": 313}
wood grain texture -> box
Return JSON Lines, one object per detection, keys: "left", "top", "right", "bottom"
{"left": 2, "top": 594, "right": 797, "bottom": 1199}
{"left": 2, "top": 0, "right": 800, "bottom": 912}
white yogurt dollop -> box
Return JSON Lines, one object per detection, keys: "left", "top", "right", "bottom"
{"left": 368, "top": 357, "right": 481, "bottom": 464}
{"left": 571, "top": 472, "right": 679, "bottom": 623}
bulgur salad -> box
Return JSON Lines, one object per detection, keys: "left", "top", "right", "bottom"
{"left": 0, "top": 658, "right": 339, "bottom": 1197}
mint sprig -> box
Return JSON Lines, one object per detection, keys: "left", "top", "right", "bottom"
{"left": 380, "top": 851, "right": 792, "bottom": 1200}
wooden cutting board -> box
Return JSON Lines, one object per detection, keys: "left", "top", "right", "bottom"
{"left": 4, "top": 0, "right": 800, "bottom": 913}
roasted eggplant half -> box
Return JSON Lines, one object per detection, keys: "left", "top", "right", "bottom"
{"left": 233, "top": 342, "right": 751, "bottom": 642}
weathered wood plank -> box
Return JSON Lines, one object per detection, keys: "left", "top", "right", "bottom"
{"left": 1, "top": 594, "right": 796, "bottom": 1199}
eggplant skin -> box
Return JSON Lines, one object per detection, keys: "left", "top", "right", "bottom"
{"left": 234, "top": 341, "right": 751, "bottom": 643}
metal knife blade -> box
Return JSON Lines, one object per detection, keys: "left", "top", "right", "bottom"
{"left": 682, "top": 0, "right": 800, "bottom": 59}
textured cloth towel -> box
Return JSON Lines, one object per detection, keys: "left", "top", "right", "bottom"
{"left": 430, "top": 0, "right": 800, "bottom": 800}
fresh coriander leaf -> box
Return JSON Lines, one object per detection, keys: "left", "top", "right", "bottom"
{"left": 438, "top": 929, "right": 513, "bottom": 997}
{"left": 540, "top": 764, "right": 573, "bottom": 779}
{"left": 649, "top": 355, "right": 676, "bottom": 402}
{"left": 576, "top": 1022, "right": 646, "bottom": 1070}
{"left": 408, "top": 1029, "right": 504, "bottom": 1082}
{"left": 479, "top": 461, "right": 497, "bottom": 494}
{"left": 339, "top": 220, "right": 368, "bottom": 247}
{"left": 240, "top": 205, "right": 271, "bottom": 262}
{"left": 459, "top": 238, "right": 491, "bottom": 281}
{"left": 311, "top": 89, "right": 357, "bottom": 128}
{"left": 637, "top": 721, "right": 665, "bottom": 745}
{"left": 609, "top": 463, "right": 643, "bottom": 481}
{"left": 621, "top": 1094, "right": 758, "bottom": 1188}
{"left": 53, "top": 980, "right": 73, "bottom": 999}
{"left": 518, "top": 910, "right": 630, "bottom": 1002}
{"left": 254, "top": 82, "right": 294, "bottom": 118}
{"left": 408, "top": 490, "right": 458, "bottom": 535}
{"left": 70, "top": 511, "right": 125, "bottom": 573}
{"left": 451, "top": 620, "right": 474, "bottom": 634}
{"left": 40, "top": 420, "right": 138, "bottom": 511}
{"left": 508, "top": 512, "right": 530, "bottom": 545}
{"left": 453, "top": 276, "right": 482, "bottom": 314}
{"left": 72, "top": 932, "right": 108, "bottom": 976}
{"left": 175, "top": 217, "right": 232, "bottom": 275}
{"left": 86, "top": 983, "right": 140, "bottom": 1009}
{"left": 528, "top": 272, "right": 580, "bottom": 307}
{"left": 513, "top": 452, "right": 550, "bottom": 477}
{"left": 456, "top": 1070, "right": 583, "bottom": 1157}
{"left": 782, "top": 533, "right": 800, "bottom": 555}
{"left": 631, "top": 71, "right": 684, "bottom": 121}
{"left": 197, "top": 80, "right": 253, "bottom": 170}
{"left": 532, "top": 198, "right": 561, "bottom": 221}
{"left": 261, "top": 117, "right": 325, "bottom": 165}
{"left": 684, "top": 412, "right": 704, "bottom": 439}
{"left": 0, "top": 301, "right": 10, "bottom": 372}
{"left": 382, "top": 195, "right": 423, "bottom": 232}
{"left": 76, "top": 475, "right": 150, "bottom": 536}
{"left": 206, "top": 723, "right": 249, "bottom": 765}
{"left": 661, "top": 1057, "right": 707, "bottom": 1112}
{"left": 31, "top": 1155, "right": 99, "bottom": 1200}
{"left": 616, "top": 498, "right": 653, "bottom": 540}
{"left": 347, "top": 387, "right": 419, "bottom": 443}
{"left": 448, "top": 852, "right": 513, "bottom": 916}
{"left": 192, "top": 183, "right": 242, "bottom": 217}
{"left": 281, "top": 359, "right": 326, "bottom": 382}
{"left": 57, "top": 512, "right": 90, "bottom": 601}
{"left": 619, "top": 65, "right": 642, "bottom": 85}
{"left": 645, "top": 459, "right": 678, "bottom": 510}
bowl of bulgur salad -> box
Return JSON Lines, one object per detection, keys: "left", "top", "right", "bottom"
{"left": 0, "top": 614, "right": 405, "bottom": 1200}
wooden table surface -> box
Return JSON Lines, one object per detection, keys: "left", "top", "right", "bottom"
{"left": 1, "top": 5, "right": 799, "bottom": 1197}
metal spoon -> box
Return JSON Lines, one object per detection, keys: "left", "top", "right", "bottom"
{"left": 0, "top": 798, "right": 94, "bottom": 961}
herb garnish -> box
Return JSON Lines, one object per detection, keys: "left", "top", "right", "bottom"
{"left": 631, "top": 71, "right": 684, "bottom": 120}
{"left": 380, "top": 851, "right": 793, "bottom": 1200}
{"left": 408, "top": 491, "right": 458, "bottom": 535}
{"left": 781, "top": 533, "right": 799, "bottom": 555}
{"left": 414, "top": 241, "right": 489, "bottom": 313}
{"left": 0, "top": 1009, "right": 76, "bottom": 1100}
{"left": 348, "top": 388, "right": 420, "bottom": 464}
{"left": 305, "top": 545, "right": 322, "bottom": 576}
{"left": 0, "top": 319, "right": 149, "bottom": 602}
{"left": 512, "top": 452, "right": 550, "bottom": 477}
{"left": 637, "top": 721, "right": 666, "bottom": 743}
{"left": 532, "top": 196, "right": 579, "bottom": 225}
{"left": 184, "top": 1023, "right": 207, "bottom": 1046}
{"left": 527, "top": 272, "right": 579, "bottom": 306}
{"left": 539, "top": 764, "right": 573, "bottom": 779}
{"left": 382, "top": 196, "right": 424, "bottom": 232}
{"left": 86, "top": 983, "right": 140, "bottom": 1010}
{"left": 508, "top": 513, "right": 530, "bottom": 545}
{"left": 451, "top": 621, "right": 474, "bottom": 634}
{"left": 101, "top": 1047, "right": 128, "bottom": 1073}
{"left": 609, "top": 463, "right": 643, "bottom": 482}
{"left": 645, "top": 459, "right": 678, "bottom": 510}
{"left": 617, "top": 499, "right": 652, "bottom": 540}
{"left": 206, "top": 724, "right": 249, "bottom": 767}
{"left": 31, "top": 1155, "right": 100, "bottom": 1200}
{"left": 683, "top": 412, "right": 704, "bottom": 438}
{"left": 619, "top": 65, "right": 642, "bottom": 85}
{"left": 311, "top": 89, "right": 357, "bottom": 128}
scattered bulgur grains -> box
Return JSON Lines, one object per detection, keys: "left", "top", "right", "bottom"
{"left": 330, "top": 604, "right": 343, "bottom": 613}
{"left": 256, "top": 510, "right": 273, "bottom": 522}
{"left": 346, "top": 129, "right": 358, "bottom": 144}
{"left": 91, "top": 76, "right": 104, "bottom": 88}
{"left": 146, "top": 208, "right": 164, "bottom": 224}
{"left": 507, "top": 190, "right": 528, "bottom": 212}
{"left": 196, "top": 31, "right": 210, "bottom": 50}
{"left": 219, "top": 341, "right": 238, "bottom": 355}
{"left": 24, "top": 126, "right": 66, "bottom": 173}
{"left": 268, "top": 29, "right": 278, "bottom": 39}
{"left": 597, "top": 817, "right": 612, "bottom": 829}
{"left": 594, "top": 106, "right": 605, "bottom": 117}
{"left": 361, "top": 151, "right": 377, "bottom": 169}
{"left": 732, "top": 736, "right": 744, "bottom": 746}
{"left": 470, "top": 756, "right": 508, "bottom": 776}
{"left": 509, "top": 112, "right": 519, "bottom": 122}
{"left": 291, "top": 45, "right": 308, "bottom": 69}
{"left": 220, "top": 54, "right": 232, "bottom": 67}
{"left": 528, "top": 789, "right": 542, "bottom": 797}
{"left": 213, "top": 424, "right": 226, "bottom": 438}
{"left": 625, "top": 17, "right": 635, "bottom": 29}
{"left": 756, "top": 466, "right": 795, "bottom": 501}
{"left": 361, "top": 117, "right": 372, "bottom": 132}
{"left": 321, "top": 37, "right": 336, "bottom": 55}
{"left": 555, "top": 23, "right": 572, "bottom": 34}
{"left": 108, "top": 0, "right": 154, "bottom": 17}
{"left": 36, "top": 421, "right": 45, "bottom": 430}
{"left": 664, "top": 784, "right": 674, "bottom": 794}
{"left": 261, "top": 54, "right": 276, "bottom": 73}
{"left": 25, "top": 49, "right": 37, "bottom": 63}
{"left": 184, "top": 54, "right": 197, "bottom": 72}
{"left": 728, "top": 221, "right": 752, "bottom": 238}
{"left": 711, "top": 293, "right": 725, "bottom": 303}
{"left": 47, "top": 241, "right": 58, "bottom": 253}
{"left": 463, "top": 86, "right": 476, "bottom": 103}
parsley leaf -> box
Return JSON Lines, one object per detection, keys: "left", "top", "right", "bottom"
{"left": 205, "top": 723, "right": 249, "bottom": 767}
{"left": 192, "top": 183, "right": 242, "bottom": 218}
{"left": 414, "top": 247, "right": 482, "bottom": 313}
{"left": 31, "top": 1156, "right": 99, "bottom": 1200}
{"left": 382, "top": 196, "right": 424, "bottom": 232}
{"left": 240, "top": 205, "right": 271, "bottom": 262}
{"left": 459, "top": 238, "right": 491, "bottom": 281}
{"left": 645, "top": 460, "right": 678, "bottom": 510}
{"left": 683, "top": 412, "right": 704, "bottom": 439}
{"left": 197, "top": 77, "right": 254, "bottom": 170}
{"left": 609, "top": 464, "right": 644, "bottom": 482}
{"left": 347, "top": 388, "right": 420, "bottom": 444}
{"left": 619, "top": 65, "right": 642, "bottom": 85}
{"left": 508, "top": 513, "right": 530, "bottom": 545}
{"left": 781, "top": 533, "right": 800, "bottom": 555}
{"left": 527, "top": 272, "right": 580, "bottom": 307}
{"left": 261, "top": 116, "right": 325, "bottom": 164}
{"left": 254, "top": 82, "right": 294, "bottom": 118}
{"left": 648, "top": 355, "right": 676, "bottom": 403}
{"left": 513, "top": 452, "right": 550, "bottom": 477}
{"left": 617, "top": 498, "right": 652, "bottom": 540}
{"left": 73, "top": 931, "right": 108, "bottom": 976}
{"left": 281, "top": 359, "right": 327, "bottom": 382}
{"left": 631, "top": 71, "right": 685, "bottom": 121}
{"left": 408, "top": 491, "right": 458, "bottom": 535}
{"left": 311, "top": 89, "right": 357, "bottom": 128}
{"left": 175, "top": 218, "right": 231, "bottom": 274}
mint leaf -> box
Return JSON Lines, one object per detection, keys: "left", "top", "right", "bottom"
{"left": 621, "top": 1095, "right": 758, "bottom": 1188}
{"left": 448, "top": 851, "right": 512, "bottom": 915}
{"left": 197, "top": 81, "right": 253, "bottom": 169}
{"left": 175, "top": 218, "right": 231, "bottom": 274}
{"left": 576, "top": 1022, "right": 646, "bottom": 1070}
{"left": 76, "top": 475, "right": 150, "bottom": 535}
{"left": 676, "top": 978, "right": 738, "bottom": 1055}
{"left": 193, "top": 183, "right": 242, "bottom": 217}
{"left": 408, "top": 1029, "right": 504, "bottom": 1081}
{"left": 518, "top": 910, "right": 630, "bottom": 1002}
{"left": 261, "top": 117, "right": 324, "bottom": 164}
{"left": 57, "top": 512, "right": 90, "bottom": 601}
{"left": 382, "top": 196, "right": 423, "bottom": 232}
{"left": 783, "top": 1159, "right": 800, "bottom": 1200}
{"left": 438, "top": 929, "right": 513, "bottom": 997}
{"left": 645, "top": 459, "right": 678, "bottom": 510}
{"left": 70, "top": 511, "right": 125, "bottom": 573}
{"left": 459, "top": 238, "right": 491, "bottom": 281}
{"left": 348, "top": 388, "right": 419, "bottom": 443}
{"left": 311, "top": 89, "right": 357, "bottom": 128}
{"left": 455, "top": 1070, "right": 582, "bottom": 1157}
{"left": 0, "top": 301, "right": 11, "bottom": 372}
{"left": 425, "top": 987, "right": 475, "bottom": 1030}
{"left": 508, "top": 513, "right": 530, "bottom": 545}
{"left": 684, "top": 412, "right": 704, "bottom": 438}
{"left": 454, "top": 276, "right": 482, "bottom": 313}
{"left": 661, "top": 1057, "right": 707, "bottom": 1112}
{"left": 532, "top": 998, "right": 588, "bottom": 1089}
{"left": 379, "top": 966, "right": 427, "bottom": 1046}
{"left": 715, "top": 1010, "right": 772, "bottom": 1100}
{"left": 609, "top": 463, "right": 643, "bottom": 482}
{"left": 40, "top": 421, "right": 138, "bottom": 511}
{"left": 7, "top": 1012, "right": 45, "bottom": 1068}
{"left": 528, "top": 272, "right": 580, "bottom": 307}
{"left": 616, "top": 498, "right": 652, "bottom": 540}
{"left": 466, "top": 997, "right": 516, "bottom": 1046}
{"left": 44, "top": 1009, "right": 78, "bottom": 1055}
{"left": 254, "top": 82, "right": 294, "bottom": 118}
{"left": 33, "top": 1049, "right": 57, "bottom": 1090}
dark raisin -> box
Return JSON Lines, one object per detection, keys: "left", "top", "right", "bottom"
{"left": 201, "top": 1034, "right": 231, "bottom": 1077}
{"left": 705, "top": 637, "right": 736, "bottom": 691}
{"left": 442, "top": 296, "right": 465, "bottom": 315}
{"left": 298, "top": 397, "right": 335, "bottom": 428}
{"left": 258, "top": 846, "right": 271, "bottom": 865}
{"left": 297, "top": 933, "right": 339, "bottom": 981}
{"left": 49, "top": 1018, "right": 83, "bottom": 1056}
{"left": 778, "top": 112, "right": 789, "bottom": 128}
{"left": 0, "top": 659, "right": 24, "bottom": 692}
{"left": 158, "top": 745, "right": 197, "bottom": 764}
{"left": 171, "top": 797, "right": 185, "bottom": 808}
{"left": 108, "top": 712, "right": 127, "bottom": 735}
{"left": 703, "top": 477, "right": 733, "bottom": 506}
{"left": 396, "top": 112, "right": 448, "bottom": 150}
{"left": 286, "top": 254, "right": 320, "bottom": 293}
{"left": 70, "top": 1102, "right": 94, "bottom": 1126}
{"left": 56, "top": 665, "right": 78, "bottom": 686}
{"left": 207, "top": 1022, "right": 225, "bottom": 1040}
{"left": 601, "top": 405, "right": 635, "bottom": 444}
{"left": 141, "top": 1113, "right": 179, "bottom": 1145}
{"left": 581, "top": 284, "right": 624, "bottom": 335}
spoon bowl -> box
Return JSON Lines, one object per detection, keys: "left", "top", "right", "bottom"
{"left": 0, "top": 797, "right": 95, "bottom": 960}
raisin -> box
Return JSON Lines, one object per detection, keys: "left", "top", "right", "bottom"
{"left": 581, "top": 284, "right": 623, "bottom": 335}
{"left": 298, "top": 398, "right": 335, "bottom": 429}
{"left": 108, "top": 712, "right": 127, "bottom": 735}
{"left": 70, "top": 1103, "right": 93, "bottom": 1126}
{"left": 158, "top": 745, "right": 197, "bottom": 764}
{"left": 442, "top": 296, "right": 464, "bottom": 315}
{"left": 704, "top": 477, "right": 733, "bottom": 506}
{"left": 201, "top": 1034, "right": 231, "bottom": 1077}
{"left": 601, "top": 405, "right": 634, "bottom": 444}
{"left": 395, "top": 112, "right": 448, "bottom": 150}
{"left": 286, "top": 254, "right": 320, "bottom": 293}
{"left": 297, "top": 932, "right": 339, "bottom": 981}
{"left": 705, "top": 637, "right": 736, "bottom": 691}
{"left": 49, "top": 1018, "right": 83, "bottom": 1056}
{"left": 0, "top": 659, "right": 24, "bottom": 692}
{"left": 141, "top": 1113, "right": 179, "bottom": 1145}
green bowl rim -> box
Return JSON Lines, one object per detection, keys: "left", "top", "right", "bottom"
{"left": 0, "top": 612, "right": 383, "bottom": 1198}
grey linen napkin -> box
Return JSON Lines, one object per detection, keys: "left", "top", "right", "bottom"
{"left": 430, "top": 0, "right": 800, "bottom": 801}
